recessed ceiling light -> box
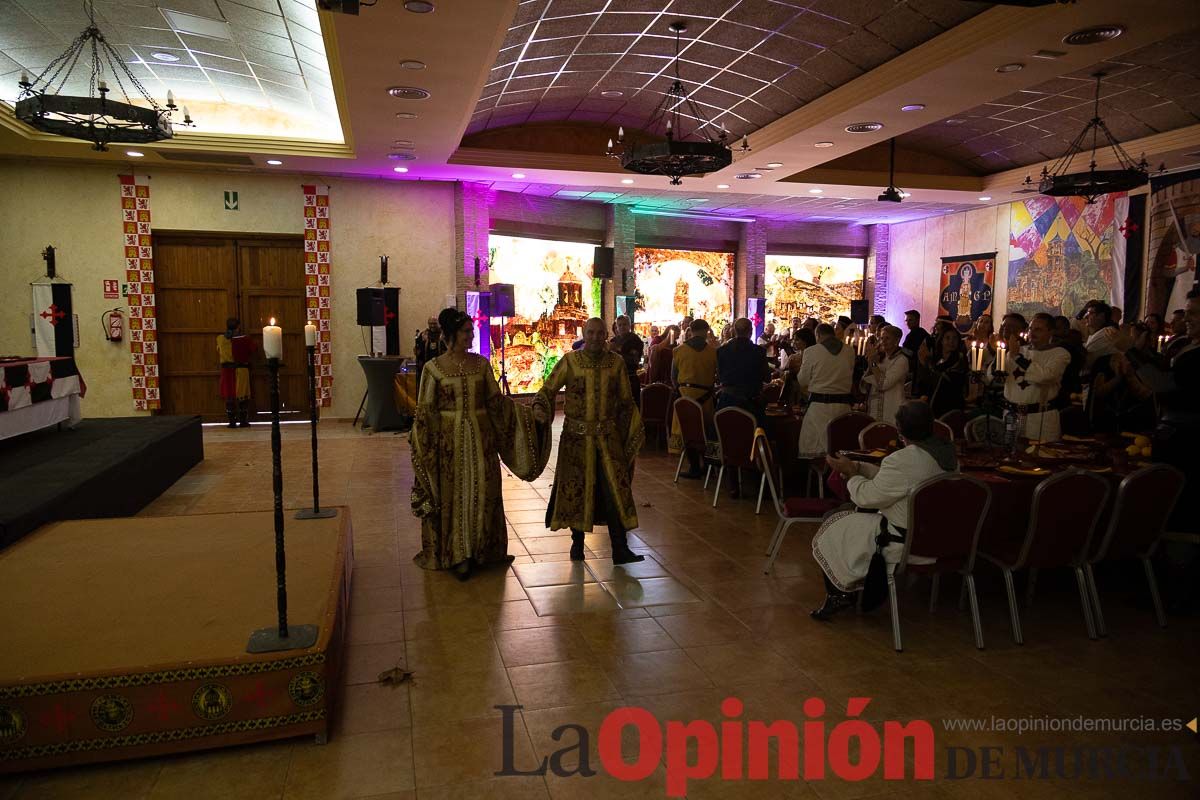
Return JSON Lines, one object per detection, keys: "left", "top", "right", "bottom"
{"left": 393, "top": 139, "right": 414, "bottom": 148}
{"left": 404, "top": 0, "right": 435, "bottom": 12}
{"left": 809, "top": 188, "right": 823, "bottom": 194}
{"left": 600, "top": 90, "right": 624, "bottom": 99}
{"left": 995, "top": 63, "right": 1024, "bottom": 73}
{"left": 266, "top": 159, "right": 282, "bottom": 165}
{"left": 621, "top": 178, "right": 634, "bottom": 184}
{"left": 1033, "top": 49, "right": 1066, "bottom": 60}
{"left": 395, "top": 112, "right": 418, "bottom": 119}
{"left": 736, "top": 172, "right": 762, "bottom": 180}
{"left": 126, "top": 150, "right": 144, "bottom": 157}
{"left": 688, "top": 198, "right": 706, "bottom": 202}
{"left": 845, "top": 122, "right": 883, "bottom": 133}
{"left": 944, "top": 118, "right": 966, "bottom": 126}
{"left": 1063, "top": 24, "right": 1124, "bottom": 46}
{"left": 978, "top": 196, "right": 992, "bottom": 201}
{"left": 151, "top": 52, "right": 180, "bottom": 62}
{"left": 387, "top": 86, "right": 430, "bottom": 100}
{"left": 901, "top": 103, "right": 925, "bottom": 112}
{"left": 511, "top": 173, "right": 525, "bottom": 179}
{"left": 387, "top": 152, "right": 417, "bottom": 160}
{"left": 399, "top": 60, "right": 426, "bottom": 71}
{"left": 716, "top": 183, "right": 730, "bottom": 189}
{"left": 814, "top": 141, "right": 835, "bottom": 148}
{"left": 394, "top": 166, "right": 409, "bottom": 173}
{"left": 765, "top": 161, "right": 784, "bottom": 168}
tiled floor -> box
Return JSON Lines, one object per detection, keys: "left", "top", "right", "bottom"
{"left": 2, "top": 421, "right": 1197, "bottom": 799}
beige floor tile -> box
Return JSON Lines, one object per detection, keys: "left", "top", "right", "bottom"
{"left": 404, "top": 630, "right": 505, "bottom": 676}
{"left": 508, "top": 659, "right": 622, "bottom": 710}
{"left": 336, "top": 681, "right": 411, "bottom": 735}
{"left": 283, "top": 729, "right": 415, "bottom": 800}
{"left": 408, "top": 667, "right": 517, "bottom": 725}
{"left": 599, "top": 649, "right": 713, "bottom": 695}
{"left": 15, "top": 759, "right": 164, "bottom": 800}
{"left": 654, "top": 608, "right": 754, "bottom": 647}
{"left": 403, "top": 605, "right": 492, "bottom": 641}
{"left": 343, "top": 641, "right": 408, "bottom": 686}
{"left": 495, "top": 626, "right": 592, "bottom": 667}
{"left": 148, "top": 740, "right": 294, "bottom": 800}
{"left": 411, "top": 716, "right": 539, "bottom": 789}
{"left": 684, "top": 640, "right": 801, "bottom": 686}
{"left": 523, "top": 537, "right": 575, "bottom": 555}
{"left": 347, "top": 611, "right": 406, "bottom": 645}
{"left": 582, "top": 558, "right": 672, "bottom": 582}
{"left": 602, "top": 575, "right": 702, "bottom": 608}
{"left": 415, "top": 777, "right": 550, "bottom": 798}
{"left": 489, "top": 598, "right": 566, "bottom": 630}
{"left": 513, "top": 561, "right": 596, "bottom": 588}
{"left": 571, "top": 616, "right": 677, "bottom": 656}
{"left": 526, "top": 584, "right": 622, "bottom": 615}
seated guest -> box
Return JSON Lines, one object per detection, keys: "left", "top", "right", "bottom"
{"left": 861, "top": 324, "right": 907, "bottom": 425}
{"left": 780, "top": 328, "right": 816, "bottom": 407}
{"left": 609, "top": 314, "right": 644, "bottom": 403}
{"left": 916, "top": 326, "right": 968, "bottom": 418}
{"left": 717, "top": 317, "right": 770, "bottom": 416}
{"left": 646, "top": 324, "right": 679, "bottom": 384}
{"left": 671, "top": 320, "right": 718, "bottom": 478}
{"left": 995, "top": 312, "right": 1070, "bottom": 443}
{"left": 810, "top": 400, "right": 957, "bottom": 619}
{"left": 797, "top": 323, "right": 857, "bottom": 458}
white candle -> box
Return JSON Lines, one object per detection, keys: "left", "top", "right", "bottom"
{"left": 1158, "top": 334, "right": 1167, "bottom": 353}
{"left": 97, "top": 79, "right": 107, "bottom": 92}
{"left": 997, "top": 341, "right": 1007, "bottom": 372}
{"left": 304, "top": 320, "right": 317, "bottom": 347}
{"left": 167, "top": 89, "right": 174, "bottom": 106}
{"left": 263, "top": 318, "right": 283, "bottom": 359}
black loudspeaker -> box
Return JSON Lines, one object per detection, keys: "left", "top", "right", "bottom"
{"left": 356, "top": 287, "right": 385, "bottom": 326}
{"left": 593, "top": 246, "right": 614, "bottom": 279}
{"left": 849, "top": 299, "right": 869, "bottom": 325}
{"left": 490, "top": 283, "right": 516, "bottom": 317}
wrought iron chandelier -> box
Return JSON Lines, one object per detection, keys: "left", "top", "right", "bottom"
{"left": 1034, "top": 71, "right": 1148, "bottom": 204}
{"left": 605, "top": 20, "right": 748, "bottom": 185}
{"left": 14, "top": 1, "right": 193, "bottom": 151}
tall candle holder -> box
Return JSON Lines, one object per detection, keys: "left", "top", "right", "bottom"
{"left": 295, "top": 342, "right": 337, "bottom": 521}
{"left": 247, "top": 356, "right": 319, "bottom": 653}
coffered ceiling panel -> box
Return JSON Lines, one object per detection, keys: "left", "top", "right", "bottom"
{"left": 468, "top": 0, "right": 990, "bottom": 139}
{"left": 898, "top": 30, "right": 1200, "bottom": 173}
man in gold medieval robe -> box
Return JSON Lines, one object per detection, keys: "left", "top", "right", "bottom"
{"left": 534, "top": 317, "right": 646, "bottom": 564}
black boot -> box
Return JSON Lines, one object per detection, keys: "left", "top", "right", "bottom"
{"left": 225, "top": 402, "right": 237, "bottom": 428}
{"left": 238, "top": 400, "right": 250, "bottom": 428}
{"left": 680, "top": 449, "right": 704, "bottom": 480}
{"left": 452, "top": 559, "right": 473, "bottom": 582}
{"left": 569, "top": 530, "right": 585, "bottom": 561}
{"left": 609, "top": 530, "right": 645, "bottom": 565}
{"left": 810, "top": 593, "right": 855, "bottom": 620}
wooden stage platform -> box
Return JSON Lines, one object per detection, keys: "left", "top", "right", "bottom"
{"left": 0, "top": 509, "right": 352, "bottom": 773}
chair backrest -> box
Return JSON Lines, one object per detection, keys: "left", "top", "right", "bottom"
{"left": 762, "top": 383, "right": 782, "bottom": 406}
{"left": 1016, "top": 469, "right": 1111, "bottom": 569}
{"left": 932, "top": 420, "right": 954, "bottom": 442}
{"left": 964, "top": 414, "right": 1003, "bottom": 445}
{"left": 827, "top": 411, "right": 874, "bottom": 454}
{"left": 754, "top": 431, "right": 785, "bottom": 518}
{"left": 858, "top": 421, "right": 899, "bottom": 451}
{"left": 1090, "top": 464, "right": 1185, "bottom": 563}
{"left": 714, "top": 407, "right": 758, "bottom": 468}
{"left": 673, "top": 396, "right": 708, "bottom": 450}
{"left": 939, "top": 409, "right": 968, "bottom": 440}
{"left": 640, "top": 382, "right": 672, "bottom": 424}
{"left": 899, "top": 473, "right": 991, "bottom": 575}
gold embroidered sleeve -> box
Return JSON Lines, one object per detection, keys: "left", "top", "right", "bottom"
{"left": 409, "top": 366, "right": 441, "bottom": 519}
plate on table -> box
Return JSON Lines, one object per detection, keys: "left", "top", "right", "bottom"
{"left": 840, "top": 449, "right": 888, "bottom": 462}
{"left": 997, "top": 465, "right": 1052, "bottom": 477}
{"left": 1061, "top": 434, "right": 1096, "bottom": 443}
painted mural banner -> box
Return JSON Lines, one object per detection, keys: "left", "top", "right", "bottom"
{"left": 938, "top": 252, "right": 995, "bottom": 331}
{"left": 486, "top": 234, "right": 599, "bottom": 394}
{"left": 633, "top": 247, "right": 734, "bottom": 333}
{"left": 1007, "top": 194, "right": 1124, "bottom": 320}
{"left": 1145, "top": 169, "right": 1200, "bottom": 317}
{"left": 764, "top": 255, "right": 864, "bottom": 326}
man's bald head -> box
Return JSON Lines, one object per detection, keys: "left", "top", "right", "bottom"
{"left": 583, "top": 317, "right": 608, "bottom": 352}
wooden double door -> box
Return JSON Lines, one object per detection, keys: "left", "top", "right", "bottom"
{"left": 154, "top": 233, "right": 309, "bottom": 421}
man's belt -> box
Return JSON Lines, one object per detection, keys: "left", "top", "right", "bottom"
{"left": 1002, "top": 399, "right": 1064, "bottom": 414}
{"left": 564, "top": 418, "right": 616, "bottom": 436}
{"left": 678, "top": 382, "right": 714, "bottom": 403}
{"left": 810, "top": 392, "right": 854, "bottom": 404}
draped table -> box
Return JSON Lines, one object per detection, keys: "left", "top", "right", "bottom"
{"left": 0, "top": 356, "right": 86, "bottom": 441}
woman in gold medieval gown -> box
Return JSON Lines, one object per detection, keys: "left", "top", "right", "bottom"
{"left": 410, "top": 308, "right": 550, "bottom": 580}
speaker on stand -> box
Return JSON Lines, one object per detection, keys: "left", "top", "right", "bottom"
{"left": 490, "top": 283, "right": 516, "bottom": 396}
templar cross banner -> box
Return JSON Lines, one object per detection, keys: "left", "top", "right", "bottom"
{"left": 938, "top": 252, "right": 996, "bottom": 332}
{"left": 31, "top": 280, "right": 74, "bottom": 357}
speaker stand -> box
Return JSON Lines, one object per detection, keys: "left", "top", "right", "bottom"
{"left": 498, "top": 315, "right": 511, "bottom": 396}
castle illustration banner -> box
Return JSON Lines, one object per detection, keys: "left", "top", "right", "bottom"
{"left": 1007, "top": 194, "right": 1124, "bottom": 319}
{"left": 764, "top": 255, "right": 864, "bottom": 326}
{"left": 633, "top": 248, "right": 734, "bottom": 332}
{"left": 486, "top": 234, "right": 599, "bottom": 394}
{"left": 938, "top": 252, "right": 995, "bottom": 330}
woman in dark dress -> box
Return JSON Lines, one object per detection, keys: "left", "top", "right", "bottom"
{"left": 916, "top": 327, "right": 968, "bottom": 418}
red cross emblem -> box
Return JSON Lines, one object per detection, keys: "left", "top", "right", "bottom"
{"left": 146, "top": 690, "right": 181, "bottom": 722}
{"left": 40, "top": 305, "right": 66, "bottom": 326}
{"left": 1120, "top": 217, "right": 1140, "bottom": 239}
{"left": 38, "top": 704, "right": 76, "bottom": 735}
{"left": 242, "top": 680, "right": 275, "bottom": 711}
{"left": 384, "top": 307, "right": 396, "bottom": 325}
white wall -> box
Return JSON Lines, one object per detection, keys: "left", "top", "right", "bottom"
{"left": 0, "top": 160, "right": 456, "bottom": 419}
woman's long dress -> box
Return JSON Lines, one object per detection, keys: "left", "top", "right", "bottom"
{"left": 410, "top": 354, "right": 550, "bottom": 570}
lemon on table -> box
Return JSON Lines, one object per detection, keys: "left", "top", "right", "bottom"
{"left": 1141, "top": 447, "right": 1152, "bottom": 458}
{"left": 1134, "top": 435, "right": 1151, "bottom": 447}
{"left": 1125, "top": 444, "right": 1141, "bottom": 456}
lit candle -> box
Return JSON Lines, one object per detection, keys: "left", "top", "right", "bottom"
{"left": 19, "top": 70, "right": 29, "bottom": 86}
{"left": 167, "top": 89, "right": 174, "bottom": 106}
{"left": 97, "top": 79, "right": 108, "bottom": 92}
{"left": 1157, "top": 334, "right": 1167, "bottom": 353}
{"left": 304, "top": 320, "right": 317, "bottom": 347}
{"left": 997, "top": 341, "right": 1007, "bottom": 373}
{"left": 263, "top": 318, "right": 283, "bottom": 359}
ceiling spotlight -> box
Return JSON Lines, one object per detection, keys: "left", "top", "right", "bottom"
{"left": 688, "top": 198, "right": 706, "bottom": 202}
{"left": 399, "top": 60, "right": 426, "bottom": 71}
{"left": 395, "top": 112, "right": 418, "bottom": 119}
{"left": 901, "top": 103, "right": 925, "bottom": 112}
{"left": 266, "top": 159, "right": 282, "bottom": 165}
{"left": 1063, "top": 24, "right": 1125, "bottom": 46}
{"left": 995, "top": 63, "right": 1024, "bottom": 73}
{"left": 511, "top": 172, "right": 525, "bottom": 179}
{"left": 600, "top": 90, "right": 624, "bottom": 99}
{"left": 766, "top": 161, "right": 784, "bottom": 168}
{"left": 393, "top": 139, "right": 414, "bottom": 147}
{"left": 151, "top": 52, "right": 180, "bottom": 62}
{"left": 621, "top": 178, "right": 634, "bottom": 184}
{"left": 394, "top": 166, "right": 409, "bottom": 173}
{"left": 736, "top": 172, "right": 762, "bottom": 180}
{"left": 126, "top": 150, "right": 145, "bottom": 157}
{"left": 978, "top": 195, "right": 992, "bottom": 201}
{"left": 944, "top": 119, "right": 966, "bottom": 126}
{"left": 387, "top": 152, "right": 417, "bottom": 160}
{"left": 814, "top": 141, "right": 835, "bottom": 148}
{"left": 845, "top": 122, "right": 883, "bottom": 133}
{"left": 808, "top": 188, "right": 823, "bottom": 194}
{"left": 404, "top": 0, "right": 435, "bottom": 12}
{"left": 387, "top": 86, "right": 430, "bottom": 99}
{"left": 716, "top": 183, "right": 730, "bottom": 189}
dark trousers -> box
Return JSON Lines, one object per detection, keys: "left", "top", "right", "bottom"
{"left": 570, "top": 452, "right": 632, "bottom": 550}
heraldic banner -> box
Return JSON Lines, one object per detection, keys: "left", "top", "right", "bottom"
{"left": 938, "top": 252, "right": 996, "bottom": 332}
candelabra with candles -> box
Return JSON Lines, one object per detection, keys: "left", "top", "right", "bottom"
{"left": 296, "top": 319, "right": 337, "bottom": 520}
{"left": 248, "top": 318, "right": 319, "bottom": 653}
{"left": 968, "top": 339, "right": 1008, "bottom": 448}
{"left": 1157, "top": 334, "right": 1170, "bottom": 353}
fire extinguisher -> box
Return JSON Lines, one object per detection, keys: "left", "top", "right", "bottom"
{"left": 102, "top": 307, "right": 124, "bottom": 342}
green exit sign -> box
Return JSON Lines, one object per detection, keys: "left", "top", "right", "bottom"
{"left": 224, "top": 190, "right": 239, "bottom": 211}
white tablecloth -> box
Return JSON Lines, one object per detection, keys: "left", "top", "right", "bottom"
{"left": 0, "top": 393, "right": 81, "bottom": 441}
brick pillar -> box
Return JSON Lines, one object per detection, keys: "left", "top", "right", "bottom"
{"left": 604, "top": 204, "right": 634, "bottom": 321}
{"left": 454, "top": 181, "right": 491, "bottom": 307}
{"left": 736, "top": 219, "right": 766, "bottom": 317}
{"left": 868, "top": 223, "right": 890, "bottom": 319}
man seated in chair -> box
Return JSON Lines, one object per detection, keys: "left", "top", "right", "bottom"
{"left": 810, "top": 400, "right": 958, "bottom": 620}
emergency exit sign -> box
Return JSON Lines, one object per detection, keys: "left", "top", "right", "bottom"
{"left": 224, "top": 190, "right": 239, "bottom": 211}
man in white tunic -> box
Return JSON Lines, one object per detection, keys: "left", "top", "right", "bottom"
{"left": 796, "top": 323, "right": 857, "bottom": 458}
{"left": 996, "top": 312, "right": 1070, "bottom": 443}
{"left": 811, "top": 400, "right": 957, "bottom": 619}
{"left": 861, "top": 324, "right": 907, "bottom": 425}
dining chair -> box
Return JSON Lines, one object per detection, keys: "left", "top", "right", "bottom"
{"left": 756, "top": 431, "right": 840, "bottom": 573}
{"left": 640, "top": 382, "right": 672, "bottom": 450}
{"left": 812, "top": 411, "right": 875, "bottom": 497}
{"left": 859, "top": 421, "right": 900, "bottom": 451}
{"left": 672, "top": 396, "right": 714, "bottom": 487}
{"left": 932, "top": 419, "right": 954, "bottom": 442}
{"left": 939, "top": 409, "right": 968, "bottom": 440}
{"left": 712, "top": 407, "right": 758, "bottom": 508}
